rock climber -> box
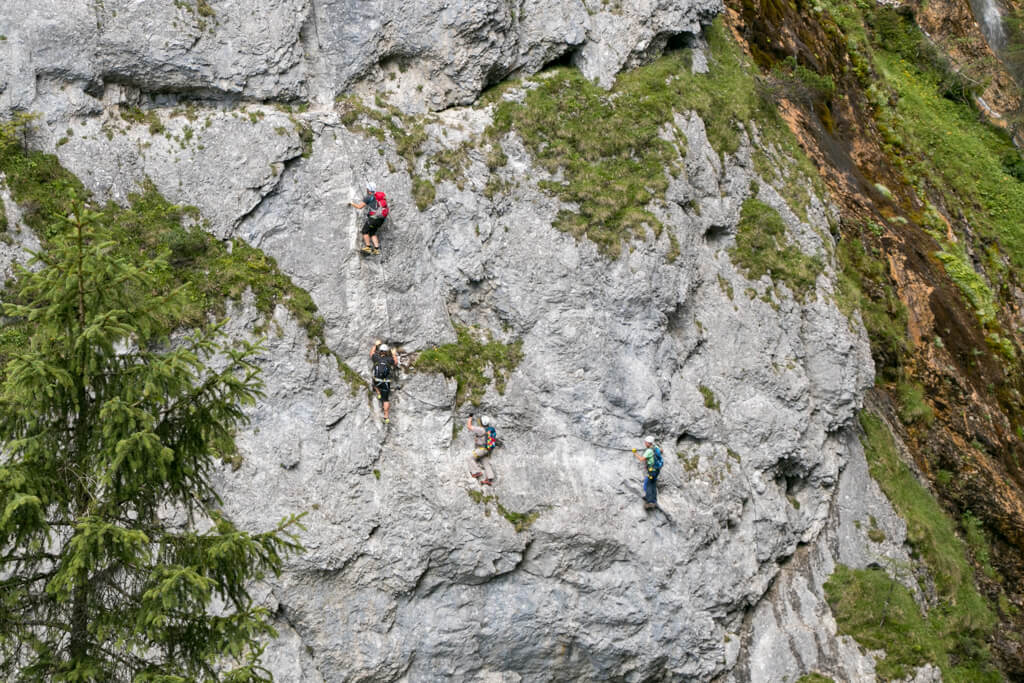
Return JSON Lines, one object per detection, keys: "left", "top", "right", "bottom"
{"left": 349, "top": 180, "right": 387, "bottom": 255}
{"left": 633, "top": 435, "right": 663, "bottom": 509}
{"left": 466, "top": 413, "right": 497, "bottom": 486}
{"left": 370, "top": 339, "right": 398, "bottom": 423}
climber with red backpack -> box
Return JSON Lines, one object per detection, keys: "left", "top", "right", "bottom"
{"left": 466, "top": 414, "right": 498, "bottom": 486}
{"left": 349, "top": 180, "right": 389, "bottom": 255}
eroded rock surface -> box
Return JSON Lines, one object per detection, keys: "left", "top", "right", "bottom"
{"left": 0, "top": 1, "right": 927, "bottom": 681}
{"left": 2, "top": 0, "right": 720, "bottom": 111}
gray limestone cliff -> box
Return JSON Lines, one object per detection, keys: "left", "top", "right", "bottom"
{"left": 0, "top": 1, "right": 936, "bottom": 680}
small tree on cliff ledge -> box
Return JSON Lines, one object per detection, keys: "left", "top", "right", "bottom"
{"left": 0, "top": 200, "right": 302, "bottom": 681}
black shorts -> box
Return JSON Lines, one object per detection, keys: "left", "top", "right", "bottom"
{"left": 362, "top": 219, "right": 384, "bottom": 236}
{"left": 374, "top": 380, "right": 390, "bottom": 402}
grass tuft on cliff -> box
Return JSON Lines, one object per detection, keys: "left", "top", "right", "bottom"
{"left": 490, "top": 19, "right": 821, "bottom": 257}
{"left": 824, "top": 411, "right": 998, "bottom": 681}
{"left": 730, "top": 198, "right": 822, "bottom": 302}
{"left": 834, "top": 234, "right": 909, "bottom": 380}
{"left": 415, "top": 325, "right": 523, "bottom": 406}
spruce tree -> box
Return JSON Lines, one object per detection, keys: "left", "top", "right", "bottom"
{"left": 0, "top": 199, "right": 302, "bottom": 681}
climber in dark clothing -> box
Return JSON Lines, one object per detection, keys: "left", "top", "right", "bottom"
{"left": 370, "top": 339, "right": 398, "bottom": 423}
{"left": 350, "top": 181, "right": 387, "bottom": 255}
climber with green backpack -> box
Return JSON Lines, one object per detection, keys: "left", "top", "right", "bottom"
{"left": 633, "top": 435, "right": 663, "bottom": 509}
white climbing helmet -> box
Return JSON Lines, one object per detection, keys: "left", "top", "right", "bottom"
{"left": 379, "top": 343, "right": 389, "bottom": 351}
{"left": 480, "top": 415, "right": 492, "bottom": 426}
{"left": 644, "top": 435, "right": 654, "bottom": 445}
{"left": 366, "top": 180, "right": 376, "bottom": 193}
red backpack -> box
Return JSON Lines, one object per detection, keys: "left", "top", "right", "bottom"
{"left": 368, "top": 191, "right": 389, "bottom": 226}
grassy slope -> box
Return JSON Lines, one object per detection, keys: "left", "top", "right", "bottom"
{"left": 723, "top": 0, "right": 1024, "bottom": 677}
{"left": 489, "top": 19, "right": 822, "bottom": 261}
{"left": 824, "top": 413, "right": 999, "bottom": 681}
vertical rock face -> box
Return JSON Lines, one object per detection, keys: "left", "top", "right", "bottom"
{"left": 0, "top": 1, "right": 928, "bottom": 681}
{"left": 2, "top": 0, "right": 720, "bottom": 110}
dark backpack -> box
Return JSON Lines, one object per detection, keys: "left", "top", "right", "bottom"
{"left": 367, "top": 191, "right": 389, "bottom": 227}
{"left": 484, "top": 425, "right": 497, "bottom": 451}
{"left": 651, "top": 445, "right": 663, "bottom": 475}
{"left": 373, "top": 355, "right": 392, "bottom": 381}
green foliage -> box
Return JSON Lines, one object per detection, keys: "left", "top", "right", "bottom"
{"left": 796, "top": 674, "right": 835, "bottom": 683}
{"left": 0, "top": 116, "right": 330, "bottom": 356}
{"left": 678, "top": 451, "right": 699, "bottom": 472}
{"left": 867, "top": 8, "right": 977, "bottom": 104}
{"left": 825, "top": 563, "right": 998, "bottom": 681}
{"left": 825, "top": 565, "right": 936, "bottom": 679}
{"left": 730, "top": 198, "right": 822, "bottom": 302}
{"left": 412, "top": 176, "right": 436, "bottom": 211}
{"left": 335, "top": 94, "right": 436, "bottom": 208}
{"left": 0, "top": 113, "right": 87, "bottom": 238}
{"left": 869, "top": 26, "right": 1024, "bottom": 280}
{"left": 489, "top": 19, "right": 813, "bottom": 257}
{"left": 698, "top": 384, "right": 720, "bottom": 411}
{"left": 465, "top": 491, "right": 539, "bottom": 533}
{"left": 1000, "top": 151, "right": 1024, "bottom": 182}
{"left": 961, "top": 511, "right": 1000, "bottom": 582}
{"left": 844, "top": 412, "right": 998, "bottom": 680}
{"left": 496, "top": 503, "right": 540, "bottom": 533}
{"left": 336, "top": 359, "right": 368, "bottom": 396}
{"left": 934, "top": 246, "right": 998, "bottom": 330}
{"left": 491, "top": 67, "right": 676, "bottom": 256}
{"left": 414, "top": 325, "right": 523, "bottom": 406}
{"left": 772, "top": 55, "right": 836, "bottom": 100}
{"left": 0, "top": 204, "right": 303, "bottom": 680}
{"left": 119, "top": 106, "right": 165, "bottom": 136}
{"left": 835, "top": 237, "right": 909, "bottom": 379}
{"left": 896, "top": 381, "right": 935, "bottom": 426}
{"left": 0, "top": 194, "right": 6, "bottom": 233}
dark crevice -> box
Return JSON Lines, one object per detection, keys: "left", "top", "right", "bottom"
{"left": 233, "top": 152, "right": 305, "bottom": 240}
{"left": 540, "top": 46, "right": 579, "bottom": 72}
{"left": 665, "top": 31, "right": 698, "bottom": 53}
{"left": 704, "top": 221, "right": 732, "bottom": 245}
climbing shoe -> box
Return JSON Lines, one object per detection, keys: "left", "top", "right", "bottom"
{"left": 481, "top": 479, "right": 493, "bottom": 486}
{"left": 371, "top": 247, "right": 381, "bottom": 255}
{"left": 383, "top": 417, "right": 390, "bottom": 424}
{"left": 471, "top": 472, "right": 483, "bottom": 479}
{"left": 360, "top": 245, "right": 373, "bottom": 254}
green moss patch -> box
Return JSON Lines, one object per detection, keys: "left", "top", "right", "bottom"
{"left": 895, "top": 381, "right": 934, "bottom": 426}
{"left": 834, "top": 235, "right": 909, "bottom": 380}
{"left": 414, "top": 325, "right": 523, "bottom": 406}
{"left": 829, "top": 412, "right": 998, "bottom": 680}
{"left": 466, "top": 490, "right": 540, "bottom": 533}
{"left": 490, "top": 19, "right": 820, "bottom": 257}
{"left": 698, "top": 384, "right": 720, "bottom": 411}
{"left": 796, "top": 674, "right": 834, "bottom": 683}
{"left": 730, "top": 198, "right": 822, "bottom": 302}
